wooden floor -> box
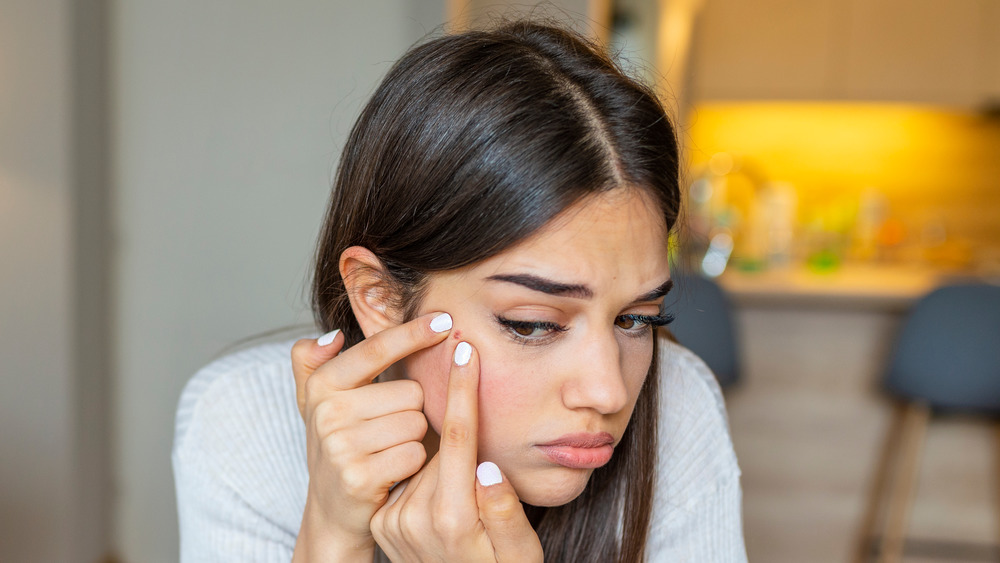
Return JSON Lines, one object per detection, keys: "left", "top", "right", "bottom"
{"left": 723, "top": 305, "right": 997, "bottom": 563}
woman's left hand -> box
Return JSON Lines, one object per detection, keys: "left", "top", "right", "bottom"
{"left": 370, "top": 340, "right": 544, "bottom": 562}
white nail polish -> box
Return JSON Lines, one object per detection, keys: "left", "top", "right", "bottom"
{"left": 430, "top": 313, "right": 453, "bottom": 333}
{"left": 454, "top": 341, "right": 472, "bottom": 366}
{"left": 317, "top": 329, "right": 340, "bottom": 347}
{"left": 477, "top": 462, "right": 502, "bottom": 486}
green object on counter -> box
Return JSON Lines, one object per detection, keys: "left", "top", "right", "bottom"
{"left": 807, "top": 250, "right": 840, "bottom": 273}
{"left": 735, "top": 257, "right": 767, "bottom": 272}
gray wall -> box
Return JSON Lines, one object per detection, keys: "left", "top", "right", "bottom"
{"left": 1, "top": 0, "right": 440, "bottom": 561}
{"left": 0, "top": 1, "right": 85, "bottom": 562}
{"left": 110, "top": 1, "right": 440, "bottom": 561}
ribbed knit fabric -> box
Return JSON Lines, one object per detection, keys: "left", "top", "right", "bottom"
{"left": 173, "top": 334, "right": 747, "bottom": 562}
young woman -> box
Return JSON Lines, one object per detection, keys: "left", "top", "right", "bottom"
{"left": 173, "top": 20, "right": 745, "bottom": 562}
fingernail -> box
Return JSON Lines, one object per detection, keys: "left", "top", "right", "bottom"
{"left": 317, "top": 329, "right": 340, "bottom": 347}
{"left": 430, "top": 313, "right": 453, "bottom": 333}
{"left": 477, "top": 461, "right": 502, "bottom": 486}
{"left": 454, "top": 341, "right": 472, "bottom": 366}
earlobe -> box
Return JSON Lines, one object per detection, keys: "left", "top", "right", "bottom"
{"left": 339, "top": 246, "right": 399, "bottom": 337}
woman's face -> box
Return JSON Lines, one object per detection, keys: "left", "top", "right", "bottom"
{"left": 402, "top": 187, "right": 672, "bottom": 507}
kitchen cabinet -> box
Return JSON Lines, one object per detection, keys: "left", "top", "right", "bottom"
{"left": 842, "top": 0, "right": 981, "bottom": 106}
{"left": 690, "top": 0, "right": 842, "bottom": 100}
{"left": 691, "top": 0, "right": 1000, "bottom": 107}
{"left": 459, "top": 0, "right": 594, "bottom": 34}
{"left": 984, "top": 0, "right": 1000, "bottom": 105}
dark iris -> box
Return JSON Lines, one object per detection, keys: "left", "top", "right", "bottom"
{"left": 615, "top": 316, "right": 637, "bottom": 329}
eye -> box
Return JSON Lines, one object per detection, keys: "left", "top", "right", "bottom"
{"left": 494, "top": 316, "right": 567, "bottom": 344}
{"left": 511, "top": 324, "right": 542, "bottom": 337}
{"left": 615, "top": 316, "right": 638, "bottom": 329}
{"left": 615, "top": 313, "right": 675, "bottom": 335}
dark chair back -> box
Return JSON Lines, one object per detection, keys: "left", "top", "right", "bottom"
{"left": 884, "top": 283, "right": 1000, "bottom": 413}
{"left": 666, "top": 272, "right": 741, "bottom": 388}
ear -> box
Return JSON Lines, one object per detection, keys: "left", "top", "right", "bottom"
{"left": 339, "top": 246, "right": 400, "bottom": 338}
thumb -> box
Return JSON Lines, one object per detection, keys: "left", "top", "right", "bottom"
{"left": 475, "top": 462, "right": 543, "bottom": 563}
{"left": 290, "top": 330, "right": 343, "bottom": 419}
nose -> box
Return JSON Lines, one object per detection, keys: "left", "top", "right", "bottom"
{"left": 560, "top": 331, "right": 630, "bottom": 415}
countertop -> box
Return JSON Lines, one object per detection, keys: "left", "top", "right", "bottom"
{"left": 715, "top": 264, "right": 983, "bottom": 311}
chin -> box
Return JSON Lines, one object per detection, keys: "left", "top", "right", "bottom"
{"left": 510, "top": 467, "right": 594, "bottom": 507}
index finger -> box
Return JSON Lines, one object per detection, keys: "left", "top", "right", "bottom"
{"left": 436, "top": 340, "right": 480, "bottom": 511}
{"left": 315, "top": 311, "right": 453, "bottom": 391}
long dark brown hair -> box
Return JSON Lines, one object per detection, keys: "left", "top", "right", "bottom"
{"left": 312, "top": 20, "right": 679, "bottom": 562}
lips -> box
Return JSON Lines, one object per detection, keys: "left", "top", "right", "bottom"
{"left": 536, "top": 432, "right": 615, "bottom": 469}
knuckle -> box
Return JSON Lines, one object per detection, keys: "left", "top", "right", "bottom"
{"left": 319, "top": 431, "right": 349, "bottom": 458}
{"left": 399, "top": 441, "right": 427, "bottom": 474}
{"left": 485, "top": 492, "right": 522, "bottom": 522}
{"left": 441, "top": 421, "right": 471, "bottom": 447}
{"left": 397, "top": 502, "right": 422, "bottom": 534}
{"left": 339, "top": 465, "right": 370, "bottom": 498}
{"left": 290, "top": 339, "right": 312, "bottom": 370}
{"left": 413, "top": 412, "right": 430, "bottom": 436}
{"left": 360, "top": 336, "right": 387, "bottom": 364}
{"left": 432, "top": 510, "right": 464, "bottom": 537}
{"left": 408, "top": 318, "right": 432, "bottom": 342}
{"left": 401, "top": 379, "right": 424, "bottom": 405}
{"left": 311, "top": 401, "right": 343, "bottom": 434}
{"left": 324, "top": 393, "right": 351, "bottom": 418}
{"left": 406, "top": 411, "right": 428, "bottom": 434}
{"left": 303, "top": 375, "right": 324, "bottom": 404}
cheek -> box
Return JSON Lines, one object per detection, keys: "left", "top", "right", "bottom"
{"left": 402, "top": 343, "right": 451, "bottom": 433}
{"left": 476, "top": 351, "right": 535, "bottom": 419}
{"left": 624, "top": 339, "right": 655, "bottom": 393}
{"left": 475, "top": 346, "right": 555, "bottom": 459}
{"left": 405, "top": 337, "right": 538, "bottom": 449}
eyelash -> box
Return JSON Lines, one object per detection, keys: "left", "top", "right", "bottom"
{"left": 494, "top": 313, "right": 675, "bottom": 345}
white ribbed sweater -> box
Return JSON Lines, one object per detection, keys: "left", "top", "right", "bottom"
{"left": 173, "top": 334, "right": 747, "bottom": 562}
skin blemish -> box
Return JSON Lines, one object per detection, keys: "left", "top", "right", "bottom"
{"left": 452, "top": 329, "right": 463, "bottom": 340}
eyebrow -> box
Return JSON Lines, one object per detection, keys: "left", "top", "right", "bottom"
{"left": 634, "top": 279, "right": 674, "bottom": 303}
{"left": 485, "top": 273, "right": 594, "bottom": 299}
{"left": 485, "top": 274, "right": 673, "bottom": 303}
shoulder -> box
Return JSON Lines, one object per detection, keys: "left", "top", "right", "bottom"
{"left": 647, "top": 333, "right": 746, "bottom": 560}
{"left": 655, "top": 333, "right": 739, "bottom": 485}
{"left": 174, "top": 338, "right": 306, "bottom": 460}
{"left": 173, "top": 338, "right": 309, "bottom": 547}
{"left": 175, "top": 339, "right": 301, "bottom": 437}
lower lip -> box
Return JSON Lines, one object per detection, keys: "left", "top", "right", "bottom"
{"left": 537, "top": 444, "right": 614, "bottom": 469}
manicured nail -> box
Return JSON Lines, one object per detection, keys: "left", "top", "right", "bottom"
{"left": 430, "top": 313, "right": 453, "bottom": 333}
{"left": 454, "top": 341, "right": 472, "bottom": 366}
{"left": 477, "top": 461, "right": 502, "bottom": 486}
{"left": 317, "top": 329, "right": 340, "bottom": 347}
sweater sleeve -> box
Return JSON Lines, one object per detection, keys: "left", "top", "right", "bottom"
{"left": 645, "top": 337, "right": 748, "bottom": 562}
{"left": 172, "top": 341, "right": 309, "bottom": 562}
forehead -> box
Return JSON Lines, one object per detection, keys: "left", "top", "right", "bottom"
{"left": 447, "top": 188, "right": 671, "bottom": 295}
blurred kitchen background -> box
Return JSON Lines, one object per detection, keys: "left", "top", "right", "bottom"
{"left": 3, "top": 0, "right": 999, "bottom": 562}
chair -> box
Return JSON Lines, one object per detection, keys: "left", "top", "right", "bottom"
{"left": 853, "top": 283, "right": 1000, "bottom": 563}
{"left": 665, "top": 272, "right": 741, "bottom": 388}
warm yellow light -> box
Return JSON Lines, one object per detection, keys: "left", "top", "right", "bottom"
{"left": 685, "top": 102, "right": 1000, "bottom": 245}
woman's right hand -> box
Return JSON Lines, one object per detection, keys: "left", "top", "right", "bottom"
{"left": 290, "top": 312, "right": 453, "bottom": 563}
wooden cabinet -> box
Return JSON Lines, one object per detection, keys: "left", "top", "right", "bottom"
{"left": 691, "top": 0, "right": 842, "bottom": 100}
{"left": 841, "top": 0, "right": 982, "bottom": 106}
{"left": 691, "top": 0, "right": 1000, "bottom": 107}
{"left": 983, "top": 0, "right": 1000, "bottom": 105}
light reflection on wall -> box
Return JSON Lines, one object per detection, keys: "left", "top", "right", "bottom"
{"left": 686, "top": 103, "right": 1000, "bottom": 250}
